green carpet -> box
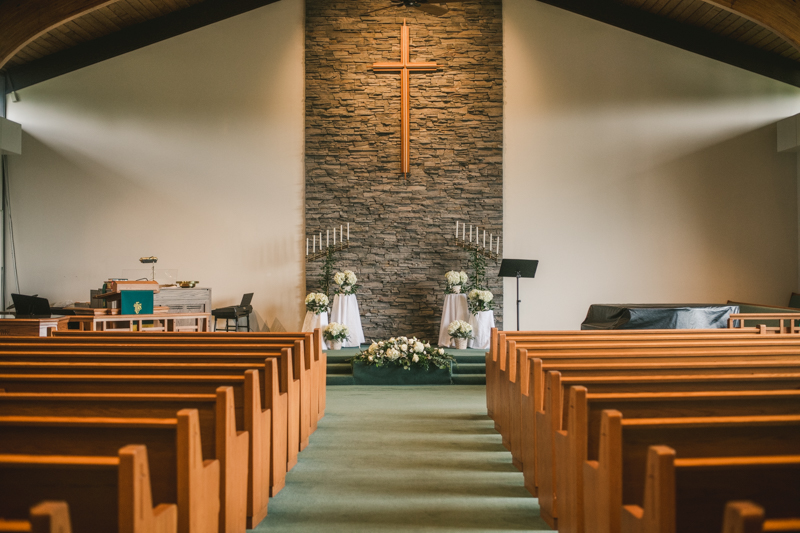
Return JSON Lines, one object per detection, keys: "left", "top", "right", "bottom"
{"left": 252, "top": 385, "right": 553, "bottom": 532}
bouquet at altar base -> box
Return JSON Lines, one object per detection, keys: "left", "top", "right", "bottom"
{"left": 304, "top": 292, "right": 329, "bottom": 315}
{"left": 445, "top": 270, "right": 468, "bottom": 294}
{"left": 333, "top": 270, "right": 360, "bottom": 295}
{"left": 447, "top": 320, "right": 473, "bottom": 340}
{"left": 323, "top": 322, "right": 350, "bottom": 342}
{"left": 467, "top": 289, "right": 494, "bottom": 314}
{"left": 351, "top": 336, "right": 456, "bottom": 371}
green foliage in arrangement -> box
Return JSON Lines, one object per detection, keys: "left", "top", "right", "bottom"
{"left": 351, "top": 336, "right": 456, "bottom": 371}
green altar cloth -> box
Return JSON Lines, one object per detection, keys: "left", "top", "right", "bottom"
{"left": 352, "top": 361, "right": 452, "bottom": 385}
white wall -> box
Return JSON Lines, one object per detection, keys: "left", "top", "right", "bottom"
{"left": 6, "top": 0, "right": 305, "bottom": 330}
{"left": 504, "top": 0, "right": 800, "bottom": 330}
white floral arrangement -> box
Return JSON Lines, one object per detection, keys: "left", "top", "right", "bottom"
{"left": 448, "top": 319, "right": 473, "bottom": 339}
{"left": 304, "top": 292, "right": 329, "bottom": 315}
{"left": 445, "top": 270, "right": 468, "bottom": 294}
{"left": 333, "top": 270, "right": 360, "bottom": 295}
{"left": 351, "top": 336, "right": 455, "bottom": 371}
{"left": 323, "top": 322, "right": 350, "bottom": 342}
{"left": 468, "top": 288, "right": 494, "bottom": 314}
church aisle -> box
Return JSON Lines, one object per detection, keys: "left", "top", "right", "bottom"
{"left": 253, "top": 385, "right": 552, "bottom": 532}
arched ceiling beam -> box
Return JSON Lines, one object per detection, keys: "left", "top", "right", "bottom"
{"left": 702, "top": 0, "right": 800, "bottom": 53}
{"left": 0, "top": 0, "right": 118, "bottom": 70}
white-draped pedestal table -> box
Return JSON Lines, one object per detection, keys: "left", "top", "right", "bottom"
{"left": 302, "top": 311, "right": 329, "bottom": 346}
{"left": 330, "top": 294, "right": 365, "bottom": 348}
{"left": 468, "top": 310, "right": 495, "bottom": 350}
{"left": 438, "top": 293, "right": 469, "bottom": 347}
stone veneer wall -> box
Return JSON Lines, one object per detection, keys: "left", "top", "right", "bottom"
{"left": 305, "top": 0, "right": 503, "bottom": 342}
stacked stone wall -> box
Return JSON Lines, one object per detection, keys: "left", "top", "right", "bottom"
{"left": 305, "top": 0, "right": 503, "bottom": 342}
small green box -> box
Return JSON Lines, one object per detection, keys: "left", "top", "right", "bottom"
{"left": 121, "top": 290, "right": 154, "bottom": 315}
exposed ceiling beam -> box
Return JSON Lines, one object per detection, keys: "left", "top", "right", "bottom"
{"left": 703, "top": 0, "right": 800, "bottom": 54}
{"left": 3, "top": 0, "right": 281, "bottom": 93}
{"left": 0, "top": 0, "right": 118, "bottom": 70}
{"left": 537, "top": 0, "right": 800, "bottom": 88}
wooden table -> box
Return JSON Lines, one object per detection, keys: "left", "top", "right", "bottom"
{"left": 69, "top": 312, "right": 210, "bottom": 332}
{"left": 0, "top": 315, "right": 70, "bottom": 337}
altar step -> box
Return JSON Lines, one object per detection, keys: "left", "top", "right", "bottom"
{"left": 324, "top": 348, "right": 486, "bottom": 386}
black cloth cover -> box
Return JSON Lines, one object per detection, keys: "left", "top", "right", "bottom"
{"left": 581, "top": 304, "right": 740, "bottom": 330}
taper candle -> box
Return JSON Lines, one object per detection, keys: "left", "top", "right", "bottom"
{"left": 497, "top": 236, "right": 500, "bottom": 255}
{"left": 462, "top": 223, "right": 465, "bottom": 240}
{"left": 306, "top": 238, "right": 309, "bottom": 256}
{"left": 483, "top": 230, "right": 486, "bottom": 248}
{"left": 320, "top": 232, "right": 322, "bottom": 249}
{"left": 347, "top": 223, "right": 350, "bottom": 240}
{"left": 455, "top": 221, "right": 459, "bottom": 239}
{"left": 341, "top": 225, "right": 343, "bottom": 243}
{"left": 327, "top": 230, "right": 329, "bottom": 247}
{"left": 333, "top": 228, "right": 336, "bottom": 245}
{"left": 490, "top": 234, "right": 493, "bottom": 251}
{"left": 313, "top": 235, "right": 316, "bottom": 253}
{"left": 469, "top": 225, "right": 473, "bottom": 242}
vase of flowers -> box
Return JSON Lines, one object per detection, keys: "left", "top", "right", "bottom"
{"left": 468, "top": 288, "right": 494, "bottom": 314}
{"left": 333, "top": 270, "right": 360, "bottom": 295}
{"left": 323, "top": 322, "right": 349, "bottom": 350}
{"left": 448, "top": 319, "right": 473, "bottom": 349}
{"left": 445, "top": 270, "right": 468, "bottom": 294}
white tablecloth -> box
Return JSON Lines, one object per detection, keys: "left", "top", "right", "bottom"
{"left": 438, "top": 293, "right": 469, "bottom": 347}
{"left": 468, "top": 310, "right": 495, "bottom": 350}
{"left": 302, "top": 310, "right": 329, "bottom": 347}
{"left": 330, "top": 294, "right": 366, "bottom": 348}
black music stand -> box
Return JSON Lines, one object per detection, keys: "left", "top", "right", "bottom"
{"left": 499, "top": 259, "right": 539, "bottom": 331}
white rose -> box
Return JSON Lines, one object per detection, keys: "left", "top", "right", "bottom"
{"left": 425, "top": 343, "right": 430, "bottom": 348}
{"left": 369, "top": 343, "right": 378, "bottom": 353}
{"left": 438, "top": 348, "right": 444, "bottom": 355}
{"left": 460, "top": 271, "right": 468, "bottom": 284}
{"left": 412, "top": 354, "right": 419, "bottom": 363}
{"left": 414, "top": 341, "right": 424, "bottom": 353}
{"left": 368, "top": 355, "right": 373, "bottom": 362}
{"left": 389, "top": 337, "right": 396, "bottom": 343}
{"left": 334, "top": 272, "right": 345, "bottom": 285}
{"left": 400, "top": 344, "right": 408, "bottom": 352}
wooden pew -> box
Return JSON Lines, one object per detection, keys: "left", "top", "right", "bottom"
{"left": 4, "top": 336, "right": 313, "bottom": 452}
{"left": 506, "top": 340, "right": 800, "bottom": 470}
{"left": 0, "top": 445, "right": 177, "bottom": 533}
{"left": 0, "top": 501, "right": 72, "bottom": 533}
{"left": 0, "top": 409, "right": 218, "bottom": 533}
{"left": 485, "top": 327, "right": 767, "bottom": 419}
{"left": 721, "top": 501, "right": 800, "bottom": 533}
{"left": 51, "top": 330, "right": 327, "bottom": 425}
{"left": 515, "top": 349, "right": 800, "bottom": 494}
{"left": 0, "top": 342, "right": 304, "bottom": 469}
{"left": 492, "top": 331, "right": 790, "bottom": 444}
{"left": 621, "top": 443, "right": 800, "bottom": 533}
{"left": 584, "top": 410, "right": 800, "bottom": 533}
{"left": 533, "top": 370, "right": 800, "bottom": 529}
{"left": 558, "top": 387, "right": 800, "bottom": 533}
{"left": 0, "top": 359, "right": 288, "bottom": 502}
{"left": 0, "top": 376, "right": 260, "bottom": 532}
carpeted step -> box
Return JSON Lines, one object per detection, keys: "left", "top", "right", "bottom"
{"left": 452, "top": 363, "right": 485, "bottom": 375}
{"left": 326, "top": 354, "right": 353, "bottom": 364}
{"left": 327, "top": 363, "right": 352, "bottom": 375}
{"left": 451, "top": 374, "right": 486, "bottom": 385}
{"left": 327, "top": 374, "right": 355, "bottom": 386}
{"left": 453, "top": 354, "right": 487, "bottom": 365}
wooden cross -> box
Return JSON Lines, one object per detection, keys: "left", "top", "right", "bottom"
{"left": 373, "top": 20, "right": 439, "bottom": 179}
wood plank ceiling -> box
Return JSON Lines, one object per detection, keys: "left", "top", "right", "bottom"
{"left": 617, "top": 0, "right": 800, "bottom": 63}
{"left": 4, "top": 0, "right": 205, "bottom": 69}
{"left": 1, "top": 0, "right": 800, "bottom": 86}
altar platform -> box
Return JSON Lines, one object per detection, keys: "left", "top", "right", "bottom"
{"left": 326, "top": 347, "right": 486, "bottom": 386}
